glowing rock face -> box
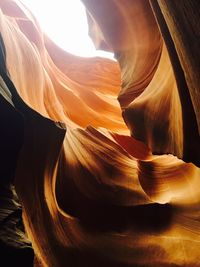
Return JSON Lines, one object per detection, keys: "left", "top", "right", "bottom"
{"left": 0, "top": 0, "right": 200, "bottom": 266}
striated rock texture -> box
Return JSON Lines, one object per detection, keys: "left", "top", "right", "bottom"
{"left": 0, "top": 0, "right": 200, "bottom": 266}
{"left": 0, "top": 33, "right": 34, "bottom": 266}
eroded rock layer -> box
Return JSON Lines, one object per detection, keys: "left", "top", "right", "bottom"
{"left": 0, "top": 0, "right": 200, "bottom": 266}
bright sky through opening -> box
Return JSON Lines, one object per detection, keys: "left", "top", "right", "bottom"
{"left": 20, "top": 0, "right": 114, "bottom": 59}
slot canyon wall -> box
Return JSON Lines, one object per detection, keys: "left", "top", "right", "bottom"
{"left": 0, "top": 0, "right": 200, "bottom": 266}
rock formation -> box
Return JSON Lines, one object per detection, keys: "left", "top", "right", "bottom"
{"left": 0, "top": 0, "right": 200, "bottom": 266}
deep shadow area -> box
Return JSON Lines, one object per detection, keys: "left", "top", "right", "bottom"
{"left": 80, "top": 201, "right": 173, "bottom": 234}
{"left": 0, "top": 35, "right": 34, "bottom": 266}
{"left": 56, "top": 164, "right": 173, "bottom": 234}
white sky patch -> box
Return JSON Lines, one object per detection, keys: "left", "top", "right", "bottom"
{"left": 20, "top": 0, "right": 114, "bottom": 59}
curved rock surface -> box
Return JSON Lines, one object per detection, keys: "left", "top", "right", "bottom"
{"left": 0, "top": 0, "right": 200, "bottom": 266}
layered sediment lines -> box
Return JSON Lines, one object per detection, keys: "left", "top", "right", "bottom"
{"left": 0, "top": 0, "right": 200, "bottom": 266}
